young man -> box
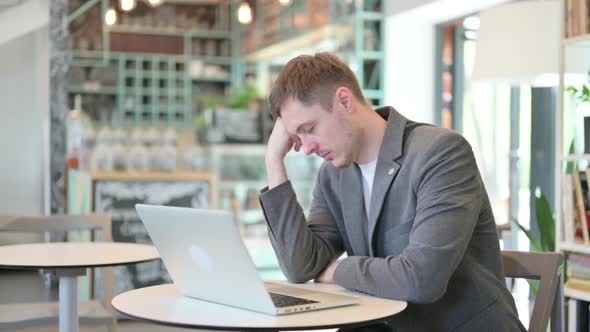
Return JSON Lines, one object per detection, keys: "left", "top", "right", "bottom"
{"left": 259, "top": 53, "right": 524, "bottom": 331}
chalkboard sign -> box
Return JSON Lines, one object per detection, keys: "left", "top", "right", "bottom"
{"left": 92, "top": 176, "right": 213, "bottom": 295}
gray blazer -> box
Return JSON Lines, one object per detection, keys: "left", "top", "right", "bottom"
{"left": 260, "top": 107, "right": 525, "bottom": 332}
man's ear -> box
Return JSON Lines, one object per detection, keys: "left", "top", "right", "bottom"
{"left": 334, "top": 87, "right": 353, "bottom": 113}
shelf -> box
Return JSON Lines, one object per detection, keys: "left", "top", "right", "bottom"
{"left": 558, "top": 241, "right": 590, "bottom": 255}
{"left": 245, "top": 23, "right": 353, "bottom": 63}
{"left": 189, "top": 56, "right": 232, "bottom": 65}
{"left": 109, "top": 26, "right": 230, "bottom": 39}
{"left": 190, "top": 77, "right": 231, "bottom": 83}
{"left": 563, "top": 33, "right": 590, "bottom": 48}
{"left": 360, "top": 12, "right": 384, "bottom": 21}
{"left": 565, "top": 285, "right": 590, "bottom": 302}
{"left": 219, "top": 180, "right": 266, "bottom": 188}
{"left": 560, "top": 154, "right": 590, "bottom": 161}
{"left": 188, "top": 30, "right": 230, "bottom": 39}
{"left": 219, "top": 179, "right": 315, "bottom": 188}
{"left": 134, "top": 71, "right": 183, "bottom": 78}
{"left": 88, "top": 171, "right": 214, "bottom": 181}
{"left": 203, "top": 143, "right": 266, "bottom": 155}
{"left": 67, "top": 86, "right": 117, "bottom": 95}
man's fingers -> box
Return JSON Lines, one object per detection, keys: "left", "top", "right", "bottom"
{"left": 293, "top": 136, "right": 302, "bottom": 152}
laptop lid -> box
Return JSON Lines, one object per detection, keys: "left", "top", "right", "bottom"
{"left": 135, "top": 204, "right": 277, "bottom": 315}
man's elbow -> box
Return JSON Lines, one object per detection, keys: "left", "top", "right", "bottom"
{"left": 284, "top": 273, "right": 311, "bottom": 284}
{"left": 407, "top": 281, "right": 447, "bottom": 304}
{"left": 282, "top": 267, "right": 316, "bottom": 284}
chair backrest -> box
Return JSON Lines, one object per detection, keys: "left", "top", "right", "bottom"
{"left": 0, "top": 214, "right": 116, "bottom": 331}
{"left": 502, "top": 250, "right": 564, "bottom": 332}
{"left": 0, "top": 214, "right": 112, "bottom": 241}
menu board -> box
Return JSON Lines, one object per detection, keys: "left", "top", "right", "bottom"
{"left": 93, "top": 179, "right": 212, "bottom": 295}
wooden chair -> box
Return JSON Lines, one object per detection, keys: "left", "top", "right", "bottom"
{"left": 502, "top": 250, "right": 564, "bottom": 332}
{"left": 0, "top": 214, "right": 117, "bottom": 332}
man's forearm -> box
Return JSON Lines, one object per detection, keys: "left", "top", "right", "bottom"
{"left": 260, "top": 180, "right": 342, "bottom": 283}
{"left": 266, "top": 158, "right": 289, "bottom": 189}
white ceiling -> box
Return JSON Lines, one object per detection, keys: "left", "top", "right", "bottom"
{"left": 386, "top": 0, "right": 512, "bottom": 24}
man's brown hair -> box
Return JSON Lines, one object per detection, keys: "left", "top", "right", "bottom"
{"left": 268, "top": 53, "right": 366, "bottom": 118}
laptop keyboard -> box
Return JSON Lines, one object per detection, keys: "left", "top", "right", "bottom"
{"left": 269, "top": 292, "right": 319, "bottom": 308}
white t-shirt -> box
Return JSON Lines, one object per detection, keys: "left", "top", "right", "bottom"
{"left": 358, "top": 159, "right": 378, "bottom": 220}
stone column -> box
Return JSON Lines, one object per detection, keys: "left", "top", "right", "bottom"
{"left": 49, "top": 0, "right": 69, "bottom": 214}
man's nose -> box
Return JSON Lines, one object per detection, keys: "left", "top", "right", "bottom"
{"left": 302, "top": 140, "right": 317, "bottom": 156}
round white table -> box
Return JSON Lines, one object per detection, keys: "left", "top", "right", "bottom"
{"left": 0, "top": 242, "right": 159, "bottom": 332}
{"left": 112, "top": 282, "right": 407, "bottom": 331}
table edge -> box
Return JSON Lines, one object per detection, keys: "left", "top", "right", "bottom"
{"left": 114, "top": 305, "right": 401, "bottom": 331}
{"left": 112, "top": 284, "right": 407, "bottom": 331}
{"left": 0, "top": 257, "right": 159, "bottom": 270}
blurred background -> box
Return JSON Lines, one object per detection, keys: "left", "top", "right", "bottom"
{"left": 1, "top": 0, "right": 590, "bottom": 330}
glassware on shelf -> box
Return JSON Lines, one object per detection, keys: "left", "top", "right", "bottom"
{"left": 66, "top": 95, "right": 95, "bottom": 171}
{"left": 112, "top": 140, "right": 127, "bottom": 172}
{"left": 91, "top": 123, "right": 114, "bottom": 173}
{"left": 127, "top": 126, "right": 149, "bottom": 172}
{"left": 111, "top": 115, "right": 127, "bottom": 172}
{"left": 145, "top": 126, "right": 160, "bottom": 147}
{"left": 145, "top": 125, "right": 162, "bottom": 171}
{"left": 90, "top": 142, "right": 113, "bottom": 172}
{"left": 184, "top": 145, "right": 207, "bottom": 171}
{"left": 160, "top": 128, "right": 178, "bottom": 172}
{"left": 148, "top": 143, "right": 162, "bottom": 172}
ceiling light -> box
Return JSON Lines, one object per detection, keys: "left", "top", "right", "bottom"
{"left": 237, "top": 2, "right": 252, "bottom": 24}
{"left": 146, "top": 0, "right": 163, "bottom": 7}
{"left": 105, "top": 8, "right": 117, "bottom": 26}
{"left": 463, "top": 16, "right": 480, "bottom": 30}
{"left": 279, "top": 0, "right": 291, "bottom": 6}
{"left": 119, "top": 0, "right": 136, "bottom": 12}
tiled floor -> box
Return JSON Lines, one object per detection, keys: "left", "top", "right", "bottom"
{"left": 16, "top": 321, "right": 196, "bottom": 332}
{"left": 0, "top": 270, "right": 208, "bottom": 331}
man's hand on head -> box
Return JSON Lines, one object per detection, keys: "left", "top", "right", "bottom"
{"left": 266, "top": 118, "right": 301, "bottom": 163}
{"left": 265, "top": 118, "right": 300, "bottom": 189}
{"left": 315, "top": 259, "right": 343, "bottom": 284}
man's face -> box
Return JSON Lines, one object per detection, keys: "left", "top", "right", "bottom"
{"left": 280, "top": 97, "right": 361, "bottom": 168}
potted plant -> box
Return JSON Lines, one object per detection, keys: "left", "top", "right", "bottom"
{"left": 567, "top": 71, "right": 590, "bottom": 153}
{"left": 217, "top": 83, "right": 263, "bottom": 143}
{"left": 513, "top": 141, "right": 575, "bottom": 292}
{"left": 567, "top": 71, "right": 590, "bottom": 104}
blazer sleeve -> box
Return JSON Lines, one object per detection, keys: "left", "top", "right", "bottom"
{"left": 259, "top": 166, "right": 344, "bottom": 283}
{"left": 333, "top": 131, "right": 484, "bottom": 303}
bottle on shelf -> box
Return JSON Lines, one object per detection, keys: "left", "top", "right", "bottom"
{"left": 66, "top": 95, "right": 94, "bottom": 171}
{"left": 90, "top": 142, "right": 113, "bottom": 172}
{"left": 127, "top": 117, "right": 149, "bottom": 172}
{"left": 184, "top": 145, "right": 207, "bottom": 171}
{"left": 111, "top": 113, "right": 127, "bottom": 172}
{"left": 160, "top": 127, "right": 178, "bottom": 172}
{"left": 90, "top": 117, "right": 114, "bottom": 173}
{"left": 146, "top": 123, "right": 163, "bottom": 171}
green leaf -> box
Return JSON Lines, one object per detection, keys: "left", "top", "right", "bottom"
{"left": 567, "top": 86, "right": 579, "bottom": 96}
{"left": 535, "top": 189, "right": 555, "bottom": 252}
{"left": 566, "top": 139, "right": 576, "bottom": 175}
{"left": 527, "top": 279, "right": 539, "bottom": 294}
{"left": 513, "top": 219, "right": 542, "bottom": 252}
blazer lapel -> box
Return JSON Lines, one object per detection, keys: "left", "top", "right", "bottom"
{"left": 367, "top": 107, "right": 407, "bottom": 255}
{"left": 340, "top": 165, "right": 369, "bottom": 256}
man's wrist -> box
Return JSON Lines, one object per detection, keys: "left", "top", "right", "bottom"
{"left": 266, "top": 158, "right": 288, "bottom": 189}
{"left": 265, "top": 154, "right": 285, "bottom": 167}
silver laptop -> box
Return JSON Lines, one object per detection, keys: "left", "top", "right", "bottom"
{"left": 135, "top": 204, "right": 358, "bottom": 315}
